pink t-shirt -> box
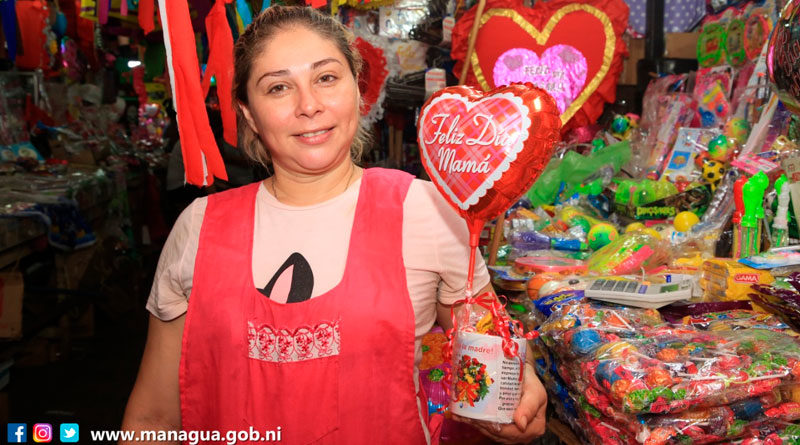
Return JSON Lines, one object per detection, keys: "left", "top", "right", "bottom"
{"left": 146, "top": 177, "right": 490, "bottom": 366}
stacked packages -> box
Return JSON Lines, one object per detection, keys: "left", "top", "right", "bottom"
{"left": 534, "top": 302, "right": 800, "bottom": 444}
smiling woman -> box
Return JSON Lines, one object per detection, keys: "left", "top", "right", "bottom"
{"left": 232, "top": 7, "right": 370, "bottom": 172}
{"left": 121, "top": 6, "right": 546, "bottom": 445}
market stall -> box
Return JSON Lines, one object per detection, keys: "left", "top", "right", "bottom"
{"left": 5, "top": 0, "right": 800, "bottom": 442}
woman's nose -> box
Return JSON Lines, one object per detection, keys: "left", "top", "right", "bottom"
{"left": 295, "top": 85, "right": 323, "bottom": 118}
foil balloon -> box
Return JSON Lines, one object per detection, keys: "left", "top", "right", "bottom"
{"left": 417, "top": 84, "right": 561, "bottom": 293}
{"left": 768, "top": 0, "right": 800, "bottom": 115}
{"left": 451, "top": 0, "right": 628, "bottom": 133}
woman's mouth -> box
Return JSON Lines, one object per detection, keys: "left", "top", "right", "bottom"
{"left": 295, "top": 127, "right": 333, "bottom": 144}
{"left": 300, "top": 129, "right": 328, "bottom": 137}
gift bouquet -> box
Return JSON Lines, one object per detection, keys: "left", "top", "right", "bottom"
{"left": 445, "top": 293, "right": 535, "bottom": 424}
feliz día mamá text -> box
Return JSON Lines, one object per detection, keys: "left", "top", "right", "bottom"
{"left": 425, "top": 113, "right": 519, "bottom": 174}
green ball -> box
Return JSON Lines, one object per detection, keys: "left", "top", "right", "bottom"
{"left": 708, "top": 135, "right": 731, "bottom": 161}
{"left": 724, "top": 118, "right": 750, "bottom": 145}
{"left": 588, "top": 223, "right": 619, "bottom": 250}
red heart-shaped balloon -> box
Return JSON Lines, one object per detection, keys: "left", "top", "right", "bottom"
{"left": 417, "top": 84, "right": 561, "bottom": 236}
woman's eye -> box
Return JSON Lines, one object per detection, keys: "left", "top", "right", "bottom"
{"left": 268, "top": 84, "right": 287, "bottom": 94}
{"left": 319, "top": 74, "right": 338, "bottom": 83}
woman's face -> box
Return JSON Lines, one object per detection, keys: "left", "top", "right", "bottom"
{"left": 240, "top": 26, "right": 359, "bottom": 175}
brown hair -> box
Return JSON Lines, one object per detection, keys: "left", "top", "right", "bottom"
{"left": 233, "top": 6, "right": 369, "bottom": 167}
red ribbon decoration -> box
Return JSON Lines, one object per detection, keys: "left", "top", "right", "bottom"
{"left": 159, "top": 0, "right": 227, "bottom": 185}
{"left": 202, "top": 0, "right": 237, "bottom": 147}
{"left": 442, "top": 292, "right": 538, "bottom": 395}
{"left": 139, "top": 0, "right": 155, "bottom": 34}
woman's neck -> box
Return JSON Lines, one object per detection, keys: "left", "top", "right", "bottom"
{"left": 267, "top": 161, "right": 361, "bottom": 206}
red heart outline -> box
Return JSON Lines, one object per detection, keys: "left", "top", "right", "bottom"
{"left": 451, "top": 0, "right": 629, "bottom": 132}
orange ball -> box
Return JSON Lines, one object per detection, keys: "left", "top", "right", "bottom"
{"left": 644, "top": 367, "right": 674, "bottom": 387}
{"left": 526, "top": 273, "right": 562, "bottom": 299}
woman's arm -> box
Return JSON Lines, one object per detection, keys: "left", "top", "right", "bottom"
{"left": 120, "top": 314, "right": 185, "bottom": 444}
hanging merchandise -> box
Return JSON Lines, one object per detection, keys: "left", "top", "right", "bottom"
{"left": 158, "top": 0, "right": 227, "bottom": 186}
{"left": 79, "top": 0, "right": 96, "bottom": 20}
{"left": 744, "top": 13, "right": 770, "bottom": 61}
{"left": 0, "top": 0, "right": 16, "bottom": 62}
{"left": 138, "top": 0, "right": 154, "bottom": 34}
{"left": 700, "top": 3, "right": 777, "bottom": 69}
{"left": 354, "top": 37, "right": 389, "bottom": 125}
{"left": 625, "top": 0, "right": 705, "bottom": 35}
{"left": 451, "top": 0, "right": 629, "bottom": 133}
{"left": 16, "top": 0, "right": 52, "bottom": 71}
{"left": 725, "top": 18, "right": 746, "bottom": 67}
{"left": 379, "top": 0, "right": 431, "bottom": 39}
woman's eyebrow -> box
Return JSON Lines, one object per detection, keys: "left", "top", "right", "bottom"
{"left": 311, "top": 58, "right": 342, "bottom": 70}
{"left": 255, "top": 58, "right": 343, "bottom": 86}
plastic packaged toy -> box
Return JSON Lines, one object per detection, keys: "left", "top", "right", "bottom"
{"left": 587, "top": 232, "right": 671, "bottom": 275}
{"left": 701, "top": 258, "right": 775, "bottom": 302}
{"left": 540, "top": 302, "right": 800, "bottom": 417}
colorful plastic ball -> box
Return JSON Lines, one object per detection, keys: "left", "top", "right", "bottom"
{"left": 708, "top": 134, "right": 732, "bottom": 161}
{"left": 595, "top": 341, "right": 636, "bottom": 359}
{"left": 702, "top": 160, "right": 726, "bottom": 190}
{"left": 571, "top": 329, "right": 602, "bottom": 355}
{"left": 625, "top": 222, "right": 646, "bottom": 233}
{"left": 674, "top": 211, "right": 700, "bottom": 232}
{"left": 587, "top": 223, "right": 619, "bottom": 250}
{"left": 611, "top": 115, "right": 630, "bottom": 135}
{"left": 694, "top": 151, "right": 710, "bottom": 169}
{"left": 724, "top": 118, "right": 750, "bottom": 145}
{"left": 526, "top": 272, "right": 562, "bottom": 299}
{"left": 640, "top": 228, "right": 662, "bottom": 240}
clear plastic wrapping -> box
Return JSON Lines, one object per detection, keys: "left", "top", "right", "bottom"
{"left": 540, "top": 303, "right": 800, "bottom": 416}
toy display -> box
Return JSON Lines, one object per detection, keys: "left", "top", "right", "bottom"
{"left": 15, "top": 0, "right": 800, "bottom": 442}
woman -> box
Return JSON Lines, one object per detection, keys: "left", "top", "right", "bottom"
{"left": 121, "top": 6, "right": 546, "bottom": 444}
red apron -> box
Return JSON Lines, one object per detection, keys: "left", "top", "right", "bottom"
{"left": 180, "top": 168, "right": 430, "bottom": 444}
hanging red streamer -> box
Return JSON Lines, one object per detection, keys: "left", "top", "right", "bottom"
{"left": 159, "top": 0, "right": 227, "bottom": 185}
{"left": 139, "top": 0, "right": 155, "bottom": 34}
{"left": 202, "top": 0, "right": 237, "bottom": 147}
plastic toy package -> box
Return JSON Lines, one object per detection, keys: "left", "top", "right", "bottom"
{"left": 750, "top": 272, "right": 800, "bottom": 331}
{"left": 539, "top": 302, "right": 800, "bottom": 417}
{"left": 537, "top": 336, "right": 800, "bottom": 445}
{"left": 586, "top": 231, "right": 673, "bottom": 275}
{"left": 734, "top": 422, "right": 800, "bottom": 444}
{"left": 587, "top": 388, "right": 800, "bottom": 445}
{"left": 678, "top": 310, "right": 793, "bottom": 333}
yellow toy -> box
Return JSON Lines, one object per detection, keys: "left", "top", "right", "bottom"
{"left": 673, "top": 211, "right": 700, "bottom": 232}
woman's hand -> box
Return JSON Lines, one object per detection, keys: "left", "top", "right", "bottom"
{"left": 455, "top": 362, "right": 548, "bottom": 444}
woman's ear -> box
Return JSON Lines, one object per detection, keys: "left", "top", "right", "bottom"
{"left": 238, "top": 102, "right": 260, "bottom": 135}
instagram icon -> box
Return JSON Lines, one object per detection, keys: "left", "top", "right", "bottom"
{"left": 33, "top": 423, "right": 52, "bottom": 443}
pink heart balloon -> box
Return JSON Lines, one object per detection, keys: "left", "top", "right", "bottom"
{"left": 492, "top": 45, "right": 587, "bottom": 114}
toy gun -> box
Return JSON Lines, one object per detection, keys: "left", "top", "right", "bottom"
{"left": 773, "top": 174, "right": 790, "bottom": 248}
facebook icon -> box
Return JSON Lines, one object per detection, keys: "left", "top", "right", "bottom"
{"left": 7, "top": 423, "right": 27, "bottom": 443}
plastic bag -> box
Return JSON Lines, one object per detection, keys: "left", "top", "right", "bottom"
{"left": 586, "top": 232, "right": 672, "bottom": 275}
{"left": 543, "top": 306, "right": 800, "bottom": 416}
